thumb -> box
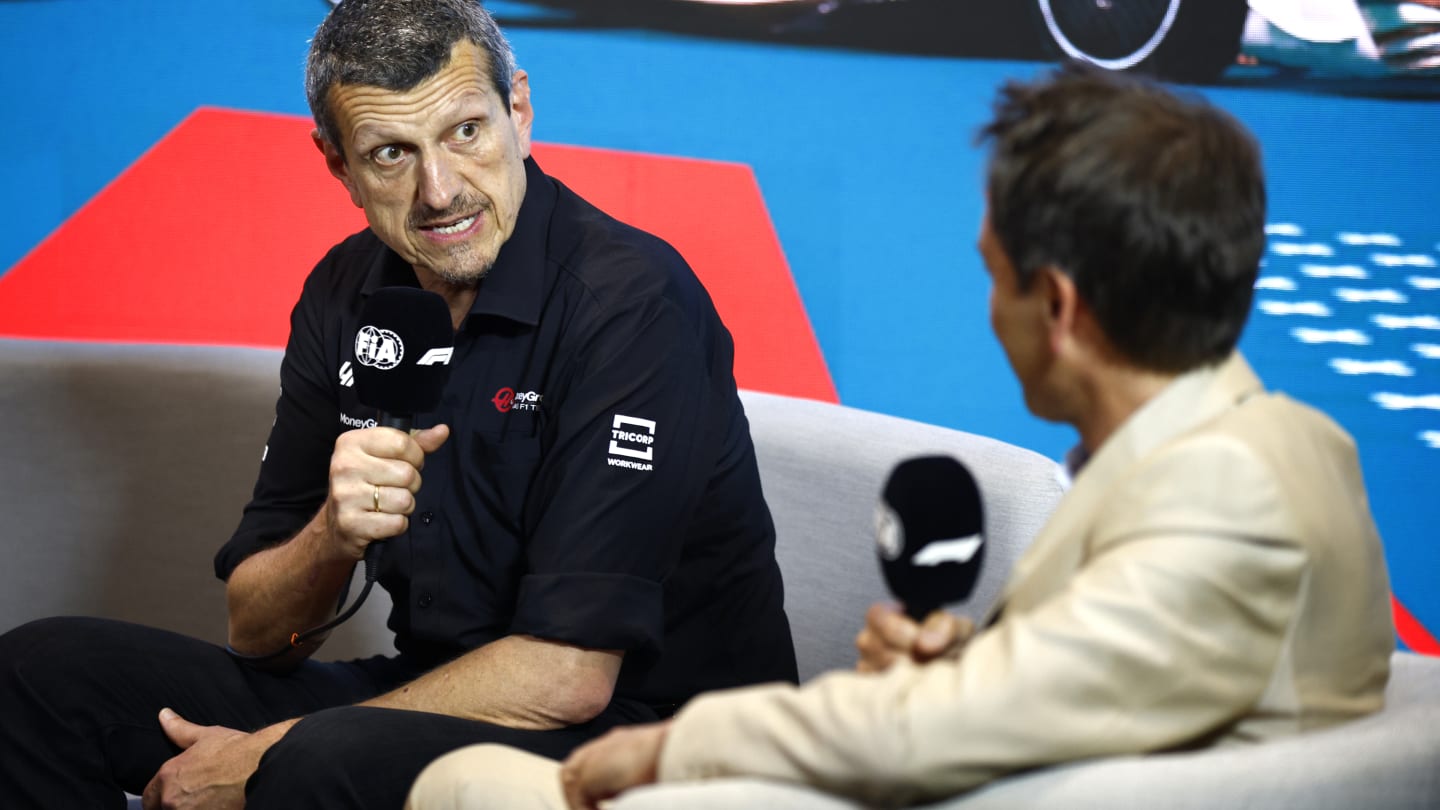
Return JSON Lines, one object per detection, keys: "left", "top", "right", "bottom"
{"left": 412, "top": 423, "right": 451, "bottom": 455}
{"left": 158, "top": 707, "right": 205, "bottom": 750}
{"left": 915, "top": 611, "right": 962, "bottom": 658}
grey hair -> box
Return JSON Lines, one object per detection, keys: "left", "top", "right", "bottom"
{"left": 306, "top": 0, "right": 518, "bottom": 155}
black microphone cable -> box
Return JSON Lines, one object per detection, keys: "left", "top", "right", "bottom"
{"left": 225, "top": 553, "right": 383, "bottom": 664}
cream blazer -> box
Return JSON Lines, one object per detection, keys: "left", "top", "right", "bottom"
{"left": 658, "top": 354, "right": 1395, "bottom": 808}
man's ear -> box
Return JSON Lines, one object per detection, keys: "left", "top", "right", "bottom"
{"left": 312, "top": 129, "right": 363, "bottom": 208}
{"left": 1039, "top": 265, "right": 1080, "bottom": 355}
{"left": 508, "top": 70, "right": 534, "bottom": 159}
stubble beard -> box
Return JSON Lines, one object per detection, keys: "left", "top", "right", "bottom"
{"left": 410, "top": 195, "right": 495, "bottom": 287}
{"left": 428, "top": 247, "right": 494, "bottom": 287}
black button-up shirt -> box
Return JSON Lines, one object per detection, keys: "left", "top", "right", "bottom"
{"left": 217, "top": 158, "right": 797, "bottom": 710}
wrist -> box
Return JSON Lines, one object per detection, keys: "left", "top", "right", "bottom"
{"left": 253, "top": 718, "right": 299, "bottom": 748}
{"left": 648, "top": 719, "right": 674, "bottom": 783}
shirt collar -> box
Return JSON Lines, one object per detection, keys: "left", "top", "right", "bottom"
{"left": 1054, "top": 443, "right": 1090, "bottom": 492}
{"left": 1069, "top": 352, "right": 1264, "bottom": 491}
{"left": 359, "top": 156, "right": 555, "bottom": 328}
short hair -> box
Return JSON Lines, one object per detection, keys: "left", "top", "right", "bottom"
{"left": 306, "top": 0, "right": 518, "bottom": 155}
{"left": 979, "top": 64, "right": 1267, "bottom": 374}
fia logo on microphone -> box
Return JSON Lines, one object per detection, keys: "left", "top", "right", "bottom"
{"left": 355, "top": 325, "right": 403, "bottom": 370}
{"left": 874, "top": 504, "right": 903, "bottom": 561}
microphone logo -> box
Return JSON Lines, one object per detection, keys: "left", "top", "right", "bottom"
{"left": 911, "top": 535, "right": 983, "bottom": 567}
{"left": 874, "top": 503, "right": 903, "bottom": 561}
{"left": 355, "top": 325, "right": 403, "bottom": 370}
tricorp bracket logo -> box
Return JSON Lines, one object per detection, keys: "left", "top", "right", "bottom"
{"left": 607, "top": 414, "right": 656, "bottom": 471}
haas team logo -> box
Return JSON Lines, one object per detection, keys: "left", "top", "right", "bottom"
{"left": 355, "top": 325, "right": 403, "bottom": 370}
{"left": 492, "top": 387, "right": 543, "bottom": 413}
{"left": 492, "top": 387, "right": 516, "bottom": 412}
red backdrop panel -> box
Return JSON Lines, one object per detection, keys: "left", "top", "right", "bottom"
{"left": 0, "top": 107, "right": 835, "bottom": 403}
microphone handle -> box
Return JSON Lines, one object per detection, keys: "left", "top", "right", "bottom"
{"left": 376, "top": 412, "right": 414, "bottom": 431}
{"left": 364, "top": 410, "right": 414, "bottom": 580}
{"left": 903, "top": 598, "right": 938, "bottom": 623}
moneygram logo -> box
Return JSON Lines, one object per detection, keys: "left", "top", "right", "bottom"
{"left": 355, "top": 325, "right": 403, "bottom": 370}
{"left": 340, "top": 412, "right": 378, "bottom": 430}
{"left": 492, "top": 387, "right": 543, "bottom": 413}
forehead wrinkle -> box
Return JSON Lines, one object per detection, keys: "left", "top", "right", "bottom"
{"left": 335, "top": 47, "right": 500, "bottom": 150}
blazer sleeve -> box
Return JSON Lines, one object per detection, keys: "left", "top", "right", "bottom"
{"left": 658, "top": 437, "right": 1310, "bottom": 807}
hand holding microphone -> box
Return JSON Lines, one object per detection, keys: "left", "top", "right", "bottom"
{"left": 858, "top": 456, "right": 985, "bottom": 673}
{"left": 227, "top": 287, "right": 454, "bottom": 663}
{"left": 327, "top": 422, "right": 449, "bottom": 563}
{"left": 349, "top": 286, "right": 455, "bottom": 580}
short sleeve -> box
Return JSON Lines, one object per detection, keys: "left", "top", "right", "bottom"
{"left": 213, "top": 273, "right": 340, "bottom": 580}
{"left": 508, "top": 297, "right": 714, "bottom": 651}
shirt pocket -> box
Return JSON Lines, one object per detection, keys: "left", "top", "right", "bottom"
{"left": 465, "top": 432, "right": 543, "bottom": 537}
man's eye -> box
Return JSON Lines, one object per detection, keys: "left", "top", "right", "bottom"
{"left": 456, "top": 122, "right": 480, "bottom": 140}
{"left": 372, "top": 145, "right": 406, "bottom": 166}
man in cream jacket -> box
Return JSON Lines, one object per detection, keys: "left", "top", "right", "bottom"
{"left": 404, "top": 64, "right": 1395, "bottom": 810}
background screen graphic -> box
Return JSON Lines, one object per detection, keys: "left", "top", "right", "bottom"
{"left": 0, "top": 0, "right": 1435, "bottom": 651}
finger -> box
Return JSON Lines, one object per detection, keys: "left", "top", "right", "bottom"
{"left": 914, "top": 612, "right": 972, "bottom": 661}
{"left": 342, "top": 482, "right": 410, "bottom": 535}
{"left": 330, "top": 500, "right": 408, "bottom": 558}
{"left": 331, "top": 446, "right": 423, "bottom": 495}
{"left": 158, "top": 707, "right": 204, "bottom": 749}
{"left": 412, "top": 423, "right": 450, "bottom": 456}
{"left": 343, "top": 424, "right": 415, "bottom": 461}
{"left": 141, "top": 775, "right": 160, "bottom": 810}
{"left": 372, "top": 484, "right": 419, "bottom": 516}
{"left": 854, "top": 627, "right": 897, "bottom": 673}
{"left": 559, "top": 749, "right": 591, "bottom": 810}
{"left": 866, "top": 601, "right": 919, "bottom": 651}
{"left": 366, "top": 425, "right": 439, "bottom": 470}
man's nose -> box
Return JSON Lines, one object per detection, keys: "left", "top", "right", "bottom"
{"left": 417, "top": 151, "right": 463, "bottom": 212}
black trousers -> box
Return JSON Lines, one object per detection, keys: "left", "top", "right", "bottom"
{"left": 0, "top": 617, "right": 654, "bottom": 809}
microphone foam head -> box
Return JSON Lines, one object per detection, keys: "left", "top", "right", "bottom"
{"left": 877, "top": 455, "right": 985, "bottom": 618}
{"left": 353, "top": 286, "right": 454, "bottom": 417}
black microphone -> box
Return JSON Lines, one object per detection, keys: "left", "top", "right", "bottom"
{"left": 226, "top": 287, "right": 454, "bottom": 663}
{"left": 353, "top": 286, "right": 455, "bottom": 431}
{"left": 875, "top": 455, "right": 985, "bottom": 621}
{"left": 352, "top": 286, "right": 455, "bottom": 579}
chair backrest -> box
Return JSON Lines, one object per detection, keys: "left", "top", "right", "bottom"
{"left": 0, "top": 339, "right": 1065, "bottom": 681}
{"left": 0, "top": 338, "right": 394, "bottom": 659}
{"left": 739, "top": 390, "right": 1064, "bottom": 682}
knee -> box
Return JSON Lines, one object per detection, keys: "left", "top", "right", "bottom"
{"left": 256, "top": 707, "right": 364, "bottom": 770}
{"left": 249, "top": 706, "right": 384, "bottom": 799}
{"left": 0, "top": 616, "right": 112, "bottom": 681}
{"left": 407, "top": 744, "right": 566, "bottom": 810}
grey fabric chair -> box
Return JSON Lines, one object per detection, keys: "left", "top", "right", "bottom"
{"left": 2, "top": 337, "right": 1433, "bottom": 809}
{"left": 0, "top": 338, "right": 1063, "bottom": 671}
{"left": 737, "top": 389, "right": 1066, "bottom": 682}
{"left": 0, "top": 338, "right": 393, "bottom": 661}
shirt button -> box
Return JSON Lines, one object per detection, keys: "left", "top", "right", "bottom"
{"left": 420, "top": 511, "right": 434, "bottom": 526}
{"left": 418, "top": 592, "right": 433, "bottom": 609}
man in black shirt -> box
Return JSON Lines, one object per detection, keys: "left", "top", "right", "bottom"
{"left": 0, "top": 1, "right": 795, "bottom": 807}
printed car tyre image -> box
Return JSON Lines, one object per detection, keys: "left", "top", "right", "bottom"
{"left": 1033, "top": 0, "right": 1251, "bottom": 83}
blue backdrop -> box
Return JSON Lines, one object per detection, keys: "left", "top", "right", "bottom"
{"left": 1, "top": 0, "right": 1435, "bottom": 646}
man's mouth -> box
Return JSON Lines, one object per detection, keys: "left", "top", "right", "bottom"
{"left": 425, "top": 214, "right": 478, "bottom": 235}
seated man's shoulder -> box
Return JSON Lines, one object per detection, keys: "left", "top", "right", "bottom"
{"left": 1104, "top": 393, "right": 1365, "bottom": 546}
